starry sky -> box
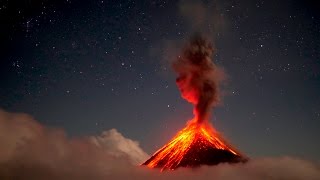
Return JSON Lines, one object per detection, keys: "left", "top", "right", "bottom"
{"left": 1, "top": 0, "right": 319, "bottom": 162}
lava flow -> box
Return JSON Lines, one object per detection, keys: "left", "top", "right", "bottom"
{"left": 142, "top": 118, "right": 245, "bottom": 171}
{"left": 142, "top": 35, "right": 247, "bottom": 170}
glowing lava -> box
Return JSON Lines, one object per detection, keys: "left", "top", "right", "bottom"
{"left": 142, "top": 118, "right": 246, "bottom": 171}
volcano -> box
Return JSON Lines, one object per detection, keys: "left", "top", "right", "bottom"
{"left": 142, "top": 119, "right": 247, "bottom": 171}
{"left": 143, "top": 35, "right": 247, "bottom": 170}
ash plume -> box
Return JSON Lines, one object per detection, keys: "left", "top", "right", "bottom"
{"left": 173, "top": 34, "right": 225, "bottom": 123}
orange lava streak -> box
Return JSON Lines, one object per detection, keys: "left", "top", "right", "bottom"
{"left": 145, "top": 118, "right": 238, "bottom": 170}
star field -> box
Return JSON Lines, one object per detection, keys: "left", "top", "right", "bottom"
{"left": 0, "top": 0, "right": 319, "bottom": 161}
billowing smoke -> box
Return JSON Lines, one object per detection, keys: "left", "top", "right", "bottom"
{"left": 0, "top": 109, "right": 320, "bottom": 179}
{"left": 152, "top": 0, "right": 226, "bottom": 77}
{"left": 173, "top": 34, "right": 225, "bottom": 123}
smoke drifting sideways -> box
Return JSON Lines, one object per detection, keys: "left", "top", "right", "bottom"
{"left": 0, "top": 109, "right": 320, "bottom": 180}
{"left": 173, "top": 35, "right": 225, "bottom": 123}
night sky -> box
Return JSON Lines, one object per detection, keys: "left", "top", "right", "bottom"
{"left": 1, "top": 0, "right": 320, "bottom": 162}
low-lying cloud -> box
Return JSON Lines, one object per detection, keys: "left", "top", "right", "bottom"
{"left": 0, "top": 109, "right": 319, "bottom": 180}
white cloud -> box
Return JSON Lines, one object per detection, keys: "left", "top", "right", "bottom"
{"left": 90, "top": 129, "right": 149, "bottom": 164}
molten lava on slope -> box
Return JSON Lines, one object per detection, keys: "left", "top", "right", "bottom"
{"left": 142, "top": 119, "right": 247, "bottom": 171}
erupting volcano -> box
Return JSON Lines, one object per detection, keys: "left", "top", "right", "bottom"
{"left": 142, "top": 35, "right": 247, "bottom": 170}
{"left": 143, "top": 118, "right": 246, "bottom": 170}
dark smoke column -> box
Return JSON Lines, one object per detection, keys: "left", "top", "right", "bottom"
{"left": 173, "top": 35, "right": 224, "bottom": 123}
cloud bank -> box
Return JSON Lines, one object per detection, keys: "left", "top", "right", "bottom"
{"left": 0, "top": 109, "right": 319, "bottom": 180}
